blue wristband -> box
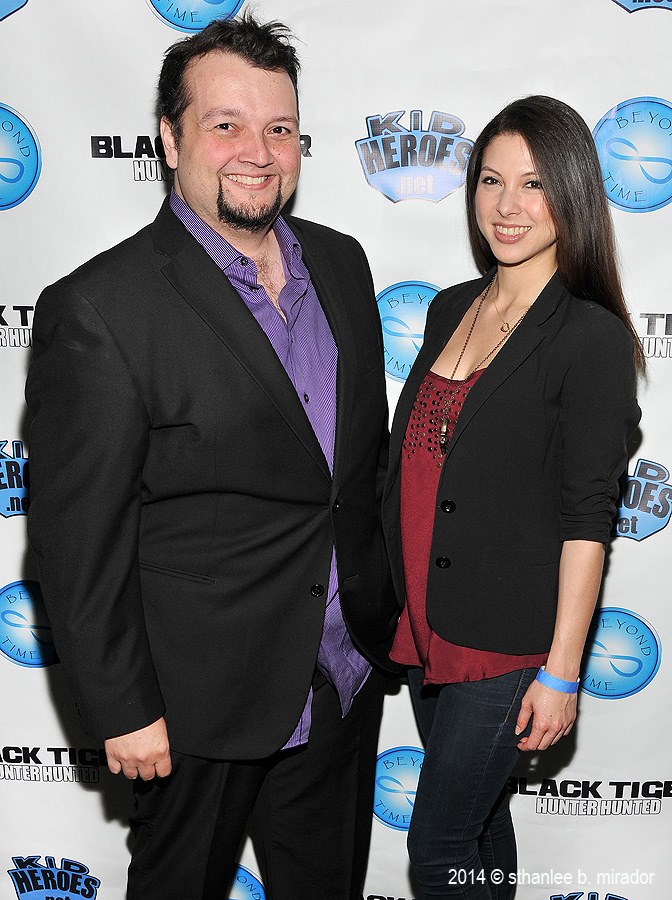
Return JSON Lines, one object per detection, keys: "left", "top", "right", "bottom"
{"left": 535, "top": 666, "right": 579, "bottom": 694}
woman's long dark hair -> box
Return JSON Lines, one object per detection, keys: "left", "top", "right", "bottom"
{"left": 465, "top": 95, "right": 645, "bottom": 373}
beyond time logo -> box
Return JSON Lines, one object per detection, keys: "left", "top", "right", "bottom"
{"left": 0, "top": 581, "right": 55, "bottom": 668}
{"left": 229, "top": 865, "right": 265, "bottom": 900}
{"left": 146, "top": 0, "right": 245, "bottom": 32}
{"left": 614, "top": 458, "right": 671, "bottom": 540}
{"left": 373, "top": 746, "right": 424, "bottom": 831}
{"left": 7, "top": 856, "right": 100, "bottom": 899}
{"left": 377, "top": 281, "right": 439, "bottom": 382}
{"left": 356, "top": 110, "right": 473, "bottom": 202}
{"left": 581, "top": 608, "right": 661, "bottom": 699}
{"left": 593, "top": 96, "right": 672, "bottom": 212}
{"left": 0, "top": 103, "right": 41, "bottom": 210}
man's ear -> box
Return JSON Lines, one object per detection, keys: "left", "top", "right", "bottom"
{"left": 160, "top": 117, "right": 179, "bottom": 171}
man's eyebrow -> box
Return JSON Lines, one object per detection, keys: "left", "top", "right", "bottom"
{"left": 200, "top": 109, "right": 299, "bottom": 127}
{"left": 200, "top": 107, "right": 242, "bottom": 122}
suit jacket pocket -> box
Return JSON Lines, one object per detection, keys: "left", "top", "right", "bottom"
{"left": 139, "top": 560, "right": 217, "bottom": 584}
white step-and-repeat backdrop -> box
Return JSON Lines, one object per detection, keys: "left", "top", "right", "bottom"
{"left": 1, "top": 1, "right": 671, "bottom": 898}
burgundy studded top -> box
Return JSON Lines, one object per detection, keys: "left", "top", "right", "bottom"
{"left": 390, "top": 369, "right": 547, "bottom": 683}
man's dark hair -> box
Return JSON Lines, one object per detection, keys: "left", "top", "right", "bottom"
{"left": 158, "top": 12, "right": 300, "bottom": 144}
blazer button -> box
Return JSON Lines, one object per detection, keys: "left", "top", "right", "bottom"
{"left": 310, "top": 583, "right": 325, "bottom": 597}
{"left": 332, "top": 499, "right": 340, "bottom": 512}
{"left": 440, "top": 499, "right": 456, "bottom": 513}
{"left": 435, "top": 557, "right": 451, "bottom": 569}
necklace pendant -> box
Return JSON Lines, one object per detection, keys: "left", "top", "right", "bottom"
{"left": 500, "top": 322, "right": 510, "bottom": 333}
{"left": 439, "top": 417, "right": 448, "bottom": 456}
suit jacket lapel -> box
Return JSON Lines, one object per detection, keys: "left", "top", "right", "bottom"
{"left": 151, "top": 200, "right": 331, "bottom": 480}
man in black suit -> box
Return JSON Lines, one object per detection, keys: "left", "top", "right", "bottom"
{"left": 26, "top": 15, "right": 397, "bottom": 899}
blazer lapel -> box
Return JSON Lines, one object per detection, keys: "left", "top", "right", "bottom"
{"left": 444, "top": 271, "right": 568, "bottom": 461}
{"left": 385, "top": 270, "right": 568, "bottom": 494}
{"left": 152, "top": 200, "right": 331, "bottom": 480}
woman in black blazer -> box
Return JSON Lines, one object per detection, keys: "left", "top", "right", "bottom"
{"left": 381, "top": 96, "right": 643, "bottom": 899}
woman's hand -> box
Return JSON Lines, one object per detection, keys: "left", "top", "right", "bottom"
{"left": 515, "top": 678, "right": 577, "bottom": 751}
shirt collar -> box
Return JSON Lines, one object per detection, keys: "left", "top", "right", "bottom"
{"left": 169, "top": 188, "right": 302, "bottom": 274}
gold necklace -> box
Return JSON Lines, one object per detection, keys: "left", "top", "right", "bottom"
{"left": 491, "top": 286, "right": 511, "bottom": 333}
{"left": 438, "top": 278, "right": 529, "bottom": 457}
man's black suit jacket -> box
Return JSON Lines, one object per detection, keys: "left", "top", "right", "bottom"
{"left": 26, "top": 199, "right": 399, "bottom": 759}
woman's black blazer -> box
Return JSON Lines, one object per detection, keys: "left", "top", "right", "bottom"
{"left": 381, "top": 271, "right": 641, "bottom": 655}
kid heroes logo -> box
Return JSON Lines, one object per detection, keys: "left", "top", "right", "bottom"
{"left": 7, "top": 856, "right": 100, "bottom": 899}
{"left": 612, "top": 0, "right": 672, "bottom": 10}
{"left": 614, "top": 458, "right": 671, "bottom": 540}
{"left": 356, "top": 110, "right": 473, "bottom": 202}
{"left": 1, "top": 440, "right": 29, "bottom": 518}
{"left": 91, "top": 133, "right": 313, "bottom": 183}
{"left": 549, "top": 894, "right": 629, "bottom": 900}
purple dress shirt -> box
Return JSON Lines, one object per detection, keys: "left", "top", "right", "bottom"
{"left": 169, "top": 190, "right": 371, "bottom": 748}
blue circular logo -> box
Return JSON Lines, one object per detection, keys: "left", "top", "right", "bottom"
{"left": 377, "top": 281, "right": 439, "bottom": 382}
{"left": 0, "top": 580, "right": 55, "bottom": 668}
{"left": 229, "top": 865, "right": 265, "bottom": 900}
{"left": 593, "top": 96, "right": 672, "bottom": 212}
{"left": 0, "top": 103, "right": 41, "bottom": 211}
{"left": 373, "top": 745, "right": 424, "bottom": 831}
{"left": 581, "top": 607, "right": 661, "bottom": 699}
{"left": 146, "top": 0, "right": 245, "bottom": 32}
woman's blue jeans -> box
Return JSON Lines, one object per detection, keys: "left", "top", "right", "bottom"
{"left": 407, "top": 666, "right": 538, "bottom": 900}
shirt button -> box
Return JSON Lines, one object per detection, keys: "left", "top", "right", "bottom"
{"left": 310, "top": 583, "right": 325, "bottom": 597}
{"left": 240, "top": 257, "right": 249, "bottom": 266}
{"left": 435, "top": 557, "right": 451, "bottom": 569}
{"left": 441, "top": 500, "right": 456, "bottom": 513}
{"left": 303, "top": 393, "right": 310, "bottom": 403}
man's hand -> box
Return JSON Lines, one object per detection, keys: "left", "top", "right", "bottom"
{"left": 105, "top": 717, "right": 171, "bottom": 780}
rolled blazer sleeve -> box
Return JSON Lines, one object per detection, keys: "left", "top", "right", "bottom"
{"left": 558, "top": 307, "right": 641, "bottom": 543}
{"left": 26, "top": 282, "right": 165, "bottom": 739}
